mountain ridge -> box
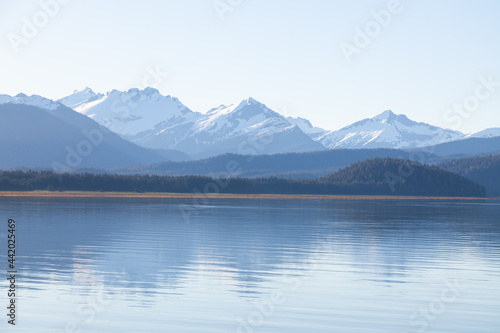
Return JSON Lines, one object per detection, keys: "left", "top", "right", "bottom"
{"left": 316, "top": 110, "right": 464, "bottom": 150}
{"left": 58, "top": 89, "right": 500, "bottom": 155}
{"left": 58, "top": 89, "right": 324, "bottom": 158}
{"left": 0, "top": 99, "right": 186, "bottom": 169}
{"left": 1, "top": 89, "right": 498, "bottom": 162}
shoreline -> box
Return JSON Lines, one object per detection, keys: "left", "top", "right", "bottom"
{"left": 0, "top": 191, "right": 496, "bottom": 200}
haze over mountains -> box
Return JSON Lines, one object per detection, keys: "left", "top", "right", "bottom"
{"left": 58, "top": 88, "right": 323, "bottom": 158}
{"left": 0, "top": 94, "right": 186, "bottom": 169}
{"left": 55, "top": 87, "right": 499, "bottom": 157}
{"left": 0, "top": 88, "right": 499, "bottom": 172}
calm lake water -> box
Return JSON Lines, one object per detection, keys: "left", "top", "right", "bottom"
{"left": 0, "top": 197, "right": 499, "bottom": 332}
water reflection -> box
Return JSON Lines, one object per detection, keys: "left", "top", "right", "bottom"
{"left": 0, "top": 197, "right": 499, "bottom": 332}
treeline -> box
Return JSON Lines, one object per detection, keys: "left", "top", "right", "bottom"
{"left": 438, "top": 155, "right": 500, "bottom": 196}
{"left": 0, "top": 158, "right": 486, "bottom": 197}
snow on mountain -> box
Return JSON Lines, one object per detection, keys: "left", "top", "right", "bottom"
{"left": 57, "top": 87, "right": 104, "bottom": 110}
{"left": 318, "top": 110, "right": 463, "bottom": 149}
{"left": 171, "top": 97, "right": 324, "bottom": 157}
{"left": 194, "top": 97, "right": 292, "bottom": 140}
{"left": 59, "top": 89, "right": 324, "bottom": 158}
{"left": 464, "top": 128, "right": 500, "bottom": 139}
{"left": 286, "top": 116, "right": 327, "bottom": 140}
{"left": 0, "top": 99, "right": 187, "bottom": 169}
{"left": 53, "top": 89, "right": 500, "bottom": 156}
{"left": 59, "top": 87, "right": 200, "bottom": 141}
{"left": 0, "top": 95, "right": 10, "bottom": 104}
{"left": 0, "top": 93, "right": 61, "bottom": 111}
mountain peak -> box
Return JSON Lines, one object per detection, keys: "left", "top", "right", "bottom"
{"left": 1, "top": 93, "right": 61, "bottom": 111}
{"left": 245, "top": 97, "right": 259, "bottom": 104}
{"left": 142, "top": 87, "right": 160, "bottom": 96}
{"left": 319, "top": 109, "right": 464, "bottom": 149}
{"left": 71, "top": 87, "right": 95, "bottom": 94}
{"left": 288, "top": 116, "right": 313, "bottom": 127}
{"left": 373, "top": 110, "right": 396, "bottom": 121}
{"left": 126, "top": 88, "right": 140, "bottom": 96}
{"left": 234, "top": 97, "right": 266, "bottom": 110}
{"left": 122, "top": 87, "right": 161, "bottom": 99}
{"left": 58, "top": 87, "right": 103, "bottom": 110}
{"left": 286, "top": 116, "right": 327, "bottom": 139}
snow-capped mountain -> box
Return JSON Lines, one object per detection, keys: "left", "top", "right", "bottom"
{"left": 464, "top": 128, "right": 500, "bottom": 139}
{"left": 0, "top": 93, "right": 62, "bottom": 111}
{"left": 0, "top": 93, "right": 186, "bottom": 169}
{"left": 317, "top": 110, "right": 464, "bottom": 149}
{"left": 174, "top": 98, "right": 324, "bottom": 157}
{"left": 286, "top": 116, "right": 327, "bottom": 140}
{"left": 57, "top": 87, "right": 104, "bottom": 110}
{"left": 59, "top": 89, "right": 324, "bottom": 158}
{"left": 17, "top": 88, "right": 500, "bottom": 158}
{"left": 59, "top": 87, "right": 199, "bottom": 138}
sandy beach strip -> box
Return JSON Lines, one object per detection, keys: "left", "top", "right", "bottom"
{"left": 0, "top": 191, "right": 497, "bottom": 200}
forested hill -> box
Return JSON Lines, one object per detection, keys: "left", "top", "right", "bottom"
{"left": 320, "top": 158, "right": 486, "bottom": 197}
{"left": 0, "top": 158, "right": 485, "bottom": 197}
{"left": 438, "top": 155, "right": 500, "bottom": 196}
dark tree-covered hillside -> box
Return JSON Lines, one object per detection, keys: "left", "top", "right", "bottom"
{"left": 321, "top": 158, "right": 486, "bottom": 197}
{"left": 438, "top": 155, "right": 500, "bottom": 196}
{"left": 0, "top": 158, "right": 486, "bottom": 197}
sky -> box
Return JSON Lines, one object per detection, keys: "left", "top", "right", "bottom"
{"left": 0, "top": 0, "right": 499, "bottom": 133}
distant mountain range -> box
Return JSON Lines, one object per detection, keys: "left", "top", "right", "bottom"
{"left": 0, "top": 88, "right": 499, "bottom": 171}
{"left": 53, "top": 87, "right": 500, "bottom": 157}
{"left": 112, "top": 149, "right": 438, "bottom": 179}
{"left": 0, "top": 94, "right": 187, "bottom": 170}
{"left": 416, "top": 136, "right": 500, "bottom": 158}
{"left": 110, "top": 139, "right": 500, "bottom": 180}
{"left": 316, "top": 110, "right": 463, "bottom": 149}
{"left": 57, "top": 88, "right": 323, "bottom": 159}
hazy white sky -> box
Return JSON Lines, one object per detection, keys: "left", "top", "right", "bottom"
{"left": 1, "top": 0, "right": 499, "bottom": 133}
